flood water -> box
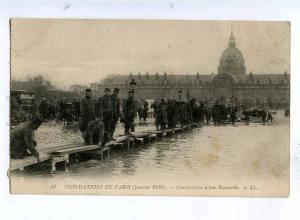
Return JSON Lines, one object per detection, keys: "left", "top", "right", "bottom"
{"left": 12, "top": 111, "right": 289, "bottom": 187}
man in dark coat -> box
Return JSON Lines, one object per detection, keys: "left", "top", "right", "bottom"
{"left": 110, "top": 88, "right": 121, "bottom": 140}
{"left": 204, "top": 105, "right": 211, "bottom": 125}
{"left": 85, "top": 119, "right": 105, "bottom": 146}
{"left": 143, "top": 101, "right": 148, "bottom": 121}
{"left": 98, "top": 88, "right": 113, "bottom": 144}
{"left": 177, "top": 101, "right": 187, "bottom": 126}
{"left": 10, "top": 115, "right": 43, "bottom": 162}
{"left": 230, "top": 105, "right": 237, "bottom": 125}
{"left": 151, "top": 102, "right": 159, "bottom": 130}
{"left": 73, "top": 98, "right": 81, "bottom": 121}
{"left": 79, "top": 88, "right": 96, "bottom": 144}
{"left": 138, "top": 106, "right": 143, "bottom": 121}
{"left": 261, "top": 109, "right": 267, "bottom": 125}
{"left": 167, "top": 99, "right": 176, "bottom": 128}
{"left": 47, "top": 102, "right": 56, "bottom": 121}
{"left": 57, "top": 98, "right": 65, "bottom": 121}
{"left": 122, "top": 90, "right": 137, "bottom": 135}
{"left": 38, "top": 98, "right": 48, "bottom": 120}
{"left": 267, "top": 111, "right": 273, "bottom": 124}
{"left": 156, "top": 99, "right": 168, "bottom": 130}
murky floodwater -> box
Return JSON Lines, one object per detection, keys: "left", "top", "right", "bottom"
{"left": 12, "top": 112, "right": 289, "bottom": 187}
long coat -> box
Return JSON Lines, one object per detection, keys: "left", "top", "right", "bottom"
{"left": 79, "top": 98, "right": 95, "bottom": 132}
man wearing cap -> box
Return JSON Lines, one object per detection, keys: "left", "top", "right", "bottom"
{"left": 98, "top": 88, "right": 113, "bottom": 144}
{"left": 110, "top": 88, "right": 120, "bottom": 140}
{"left": 122, "top": 90, "right": 137, "bottom": 135}
{"left": 10, "top": 115, "right": 43, "bottom": 162}
{"left": 79, "top": 88, "right": 96, "bottom": 144}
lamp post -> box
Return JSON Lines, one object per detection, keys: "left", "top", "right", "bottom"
{"left": 130, "top": 79, "right": 137, "bottom": 93}
{"left": 178, "top": 89, "right": 182, "bottom": 101}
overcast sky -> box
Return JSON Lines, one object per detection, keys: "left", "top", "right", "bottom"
{"left": 11, "top": 19, "right": 290, "bottom": 89}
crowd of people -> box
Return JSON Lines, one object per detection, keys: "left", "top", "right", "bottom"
{"left": 11, "top": 87, "right": 283, "bottom": 162}
{"left": 151, "top": 98, "right": 240, "bottom": 129}
{"left": 78, "top": 88, "right": 136, "bottom": 146}
{"left": 36, "top": 98, "right": 81, "bottom": 123}
{"left": 22, "top": 89, "right": 280, "bottom": 130}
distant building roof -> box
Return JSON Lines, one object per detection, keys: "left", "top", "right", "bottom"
{"left": 100, "top": 72, "right": 289, "bottom": 85}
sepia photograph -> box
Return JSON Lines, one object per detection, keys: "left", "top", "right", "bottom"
{"left": 9, "top": 19, "right": 290, "bottom": 196}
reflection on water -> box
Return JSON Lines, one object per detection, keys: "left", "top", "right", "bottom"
{"left": 13, "top": 112, "right": 289, "bottom": 182}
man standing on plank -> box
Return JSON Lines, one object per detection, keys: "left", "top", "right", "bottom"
{"left": 122, "top": 90, "right": 137, "bottom": 135}
{"left": 79, "top": 88, "right": 96, "bottom": 144}
{"left": 98, "top": 88, "right": 113, "bottom": 145}
{"left": 110, "top": 88, "right": 120, "bottom": 141}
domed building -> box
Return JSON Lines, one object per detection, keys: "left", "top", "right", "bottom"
{"left": 90, "top": 31, "right": 290, "bottom": 108}
{"left": 218, "top": 31, "right": 246, "bottom": 75}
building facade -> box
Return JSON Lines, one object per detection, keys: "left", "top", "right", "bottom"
{"left": 92, "top": 32, "right": 290, "bottom": 108}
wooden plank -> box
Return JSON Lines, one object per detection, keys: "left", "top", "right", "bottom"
{"left": 142, "top": 130, "right": 165, "bottom": 137}
{"left": 134, "top": 137, "right": 144, "bottom": 144}
{"left": 39, "top": 142, "right": 84, "bottom": 153}
{"left": 164, "top": 129, "right": 175, "bottom": 134}
{"left": 105, "top": 136, "right": 130, "bottom": 148}
{"left": 51, "top": 145, "right": 100, "bottom": 155}
{"left": 107, "top": 136, "right": 128, "bottom": 145}
{"left": 105, "top": 141, "right": 115, "bottom": 147}
{"left": 182, "top": 125, "right": 191, "bottom": 129}
{"left": 113, "top": 142, "right": 124, "bottom": 147}
{"left": 10, "top": 152, "right": 50, "bottom": 171}
{"left": 129, "top": 132, "right": 150, "bottom": 138}
{"left": 148, "top": 134, "right": 157, "bottom": 141}
{"left": 142, "top": 130, "right": 163, "bottom": 135}
{"left": 115, "top": 136, "right": 129, "bottom": 142}
{"left": 37, "top": 141, "right": 83, "bottom": 151}
{"left": 78, "top": 147, "right": 108, "bottom": 157}
{"left": 174, "top": 127, "right": 183, "bottom": 132}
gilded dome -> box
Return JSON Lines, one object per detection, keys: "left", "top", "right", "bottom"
{"left": 218, "top": 31, "right": 246, "bottom": 75}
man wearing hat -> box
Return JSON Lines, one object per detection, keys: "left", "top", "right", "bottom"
{"left": 122, "top": 90, "right": 137, "bottom": 135}
{"left": 98, "top": 88, "right": 113, "bottom": 144}
{"left": 79, "top": 88, "right": 96, "bottom": 143}
{"left": 110, "top": 88, "right": 121, "bottom": 140}
{"left": 10, "top": 115, "right": 43, "bottom": 162}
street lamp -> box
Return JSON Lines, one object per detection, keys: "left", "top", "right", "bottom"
{"left": 178, "top": 88, "right": 182, "bottom": 101}
{"left": 130, "top": 79, "right": 137, "bottom": 91}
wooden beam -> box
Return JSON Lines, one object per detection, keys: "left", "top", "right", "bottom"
{"left": 10, "top": 152, "right": 50, "bottom": 171}
{"left": 51, "top": 145, "right": 100, "bottom": 155}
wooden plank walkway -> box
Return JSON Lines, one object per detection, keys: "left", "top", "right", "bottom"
{"left": 106, "top": 136, "right": 134, "bottom": 149}
{"left": 10, "top": 137, "right": 128, "bottom": 171}
{"left": 127, "top": 132, "right": 152, "bottom": 144}
{"left": 10, "top": 123, "right": 197, "bottom": 173}
{"left": 144, "top": 130, "right": 163, "bottom": 134}
{"left": 10, "top": 152, "right": 51, "bottom": 171}
{"left": 106, "top": 136, "right": 127, "bottom": 146}
{"left": 174, "top": 127, "right": 183, "bottom": 132}
{"left": 10, "top": 143, "right": 95, "bottom": 171}
{"left": 52, "top": 145, "right": 99, "bottom": 155}
{"left": 164, "top": 129, "right": 175, "bottom": 135}
{"left": 142, "top": 130, "right": 165, "bottom": 137}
